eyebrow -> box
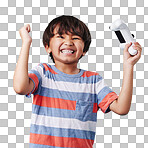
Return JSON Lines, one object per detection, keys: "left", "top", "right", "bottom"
{"left": 54, "top": 33, "right": 80, "bottom": 37}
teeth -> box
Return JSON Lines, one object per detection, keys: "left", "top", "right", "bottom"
{"left": 61, "top": 50, "right": 74, "bottom": 53}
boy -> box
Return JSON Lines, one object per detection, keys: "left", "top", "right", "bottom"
{"left": 13, "top": 15, "right": 142, "bottom": 148}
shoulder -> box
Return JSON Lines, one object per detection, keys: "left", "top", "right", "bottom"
{"left": 81, "top": 70, "right": 99, "bottom": 78}
{"left": 81, "top": 70, "right": 103, "bottom": 84}
{"left": 37, "top": 63, "right": 58, "bottom": 75}
{"left": 30, "top": 63, "right": 52, "bottom": 74}
{"left": 81, "top": 70, "right": 102, "bottom": 81}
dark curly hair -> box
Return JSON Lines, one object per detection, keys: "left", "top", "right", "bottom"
{"left": 43, "top": 15, "right": 91, "bottom": 63}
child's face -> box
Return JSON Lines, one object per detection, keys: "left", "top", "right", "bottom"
{"left": 46, "top": 27, "right": 85, "bottom": 64}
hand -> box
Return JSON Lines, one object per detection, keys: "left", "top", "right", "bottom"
{"left": 19, "top": 24, "right": 32, "bottom": 44}
{"left": 123, "top": 42, "right": 142, "bottom": 67}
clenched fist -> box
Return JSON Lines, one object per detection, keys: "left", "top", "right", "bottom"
{"left": 123, "top": 42, "right": 142, "bottom": 67}
{"left": 19, "top": 24, "right": 32, "bottom": 44}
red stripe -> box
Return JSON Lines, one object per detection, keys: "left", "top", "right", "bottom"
{"left": 93, "top": 103, "right": 98, "bottom": 113}
{"left": 98, "top": 92, "right": 118, "bottom": 113}
{"left": 42, "top": 63, "right": 58, "bottom": 74}
{"left": 28, "top": 73, "right": 39, "bottom": 93}
{"left": 81, "top": 71, "right": 99, "bottom": 77}
{"left": 33, "top": 95, "right": 76, "bottom": 110}
{"left": 30, "top": 133, "right": 94, "bottom": 148}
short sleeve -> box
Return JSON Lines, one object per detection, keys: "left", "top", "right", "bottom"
{"left": 25, "top": 64, "right": 42, "bottom": 98}
{"left": 96, "top": 75, "right": 118, "bottom": 113}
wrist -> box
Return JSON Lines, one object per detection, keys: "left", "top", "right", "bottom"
{"left": 123, "top": 63, "right": 134, "bottom": 73}
{"left": 22, "top": 40, "right": 32, "bottom": 46}
{"left": 123, "top": 62, "right": 134, "bottom": 69}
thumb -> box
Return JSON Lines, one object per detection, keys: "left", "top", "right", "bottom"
{"left": 124, "top": 42, "right": 132, "bottom": 53}
{"left": 25, "top": 24, "right": 31, "bottom": 33}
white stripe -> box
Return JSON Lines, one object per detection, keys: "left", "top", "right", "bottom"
{"left": 32, "top": 65, "right": 108, "bottom": 94}
{"left": 31, "top": 113, "right": 96, "bottom": 132}
{"left": 95, "top": 79, "right": 108, "bottom": 94}
{"left": 42, "top": 76, "right": 107, "bottom": 94}
{"left": 32, "top": 65, "right": 44, "bottom": 76}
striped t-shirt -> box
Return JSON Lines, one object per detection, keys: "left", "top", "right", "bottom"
{"left": 26, "top": 63, "right": 118, "bottom": 148}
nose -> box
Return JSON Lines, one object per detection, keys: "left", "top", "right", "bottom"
{"left": 64, "top": 39, "right": 74, "bottom": 46}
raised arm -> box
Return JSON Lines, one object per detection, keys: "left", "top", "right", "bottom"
{"left": 110, "top": 42, "right": 142, "bottom": 115}
{"left": 13, "top": 24, "right": 34, "bottom": 95}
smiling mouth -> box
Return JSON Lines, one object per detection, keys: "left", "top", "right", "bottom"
{"left": 60, "top": 49, "right": 75, "bottom": 54}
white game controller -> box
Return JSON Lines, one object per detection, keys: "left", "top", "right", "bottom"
{"left": 109, "top": 19, "right": 137, "bottom": 55}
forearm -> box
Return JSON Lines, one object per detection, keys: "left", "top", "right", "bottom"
{"left": 118, "top": 64, "right": 133, "bottom": 113}
{"left": 110, "top": 64, "right": 134, "bottom": 115}
{"left": 110, "top": 42, "right": 142, "bottom": 115}
{"left": 13, "top": 41, "right": 32, "bottom": 94}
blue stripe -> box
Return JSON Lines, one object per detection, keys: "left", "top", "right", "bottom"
{"left": 29, "top": 70, "right": 42, "bottom": 82}
{"left": 32, "top": 104, "right": 97, "bottom": 122}
{"left": 25, "top": 77, "right": 36, "bottom": 98}
{"left": 30, "top": 124, "right": 95, "bottom": 140}
{"left": 39, "top": 63, "right": 102, "bottom": 84}
{"left": 44, "top": 70, "right": 101, "bottom": 83}
{"left": 30, "top": 143, "right": 65, "bottom": 148}
{"left": 34, "top": 87, "right": 97, "bottom": 102}
{"left": 97, "top": 86, "right": 113, "bottom": 105}
{"left": 26, "top": 70, "right": 42, "bottom": 97}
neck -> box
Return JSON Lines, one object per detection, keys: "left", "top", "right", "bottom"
{"left": 54, "top": 62, "right": 79, "bottom": 75}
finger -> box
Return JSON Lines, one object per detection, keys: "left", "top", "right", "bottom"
{"left": 131, "top": 50, "right": 141, "bottom": 61}
{"left": 133, "top": 42, "right": 142, "bottom": 49}
{"left": 25, "top": 24, "right": 31, "bottom": 32}
{"left": 134, "top": 42, "right": 141, "bottom": 46}
{"left": 129, "top": 49, "right": 141, "bottom": 62}
{"left": 133, "top": 45, "right": 142, "bottom": 53}
{"left": 134, "top": 46, "right": 142, "bottom": 56}
{"left": 124, "top": 42, "right": 132, "bottom": 52}
{"left": 27, "top": 24, "right": 31, "bottom": 32}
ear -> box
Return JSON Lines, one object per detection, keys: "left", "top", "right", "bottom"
{"left": 82, "top": 52, "right": 86, "bottom": 56}
{"left": 45, "top": 45, "right": 52, "bottom": 54}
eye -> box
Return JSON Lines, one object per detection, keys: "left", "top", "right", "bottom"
{"left": 57, "top": 35, "right": 64, "bottom": 39}
{"left": 72, "top": 37, "right": 80, "bottom": 40}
